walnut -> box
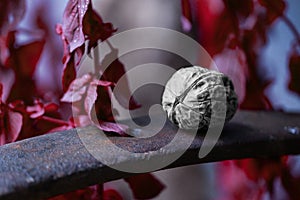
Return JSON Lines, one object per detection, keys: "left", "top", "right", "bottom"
{"left": 162, "top": 66, "right": 238, "bottom": 130}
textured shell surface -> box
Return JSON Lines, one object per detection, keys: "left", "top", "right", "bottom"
{"left": 162, "top": 66, "right": 238, "bottom": 130}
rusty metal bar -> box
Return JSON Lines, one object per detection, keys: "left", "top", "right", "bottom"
{"left": 0, "top": 111, "right": 300, "bottom": 199}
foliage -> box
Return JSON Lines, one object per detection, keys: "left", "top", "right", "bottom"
{"left": 0, "top": 0, "right": 300, "bottom": 199}
{"left": 0, "top": 0, "right": 161, "bottom": 199}
{"left": 182, "top": 0, "right": 300, "bottom": 199}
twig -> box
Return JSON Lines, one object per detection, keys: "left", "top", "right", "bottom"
{"left": 106, "top": 40, "right": 114, "bottom": 50}
{"left": 40, "top": 116, "right": 70, "bottom": 126}
{"left": 93, "top": 41, "right": 100, "bottom": 73}
{"left": 281, "top": 14, "right": 300, "bottom": 46}
{"left": 92, "top": 42, "right": 105, "bottom": 199}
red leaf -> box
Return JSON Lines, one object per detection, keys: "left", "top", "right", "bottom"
{"left": 62, "top": 54, "right": 77, "bottom": 93}
{"left": 281, "top": 166, "right": 300, "bottom": 200}
{"left": 0, "top": 83, "right": 2, "bottom": 101}
{"left": 26, "top": 100, "right": 45, "bottom": 118}
{"left": 223, "top": 0, "right": 254, "bottom": 18}
{"left": 5, "top": 32, "right": 45, "bottom": 104}
{"left": 58, "top": 0, "right": 115, "bottom": 90}
{"left": 218, "top": 160, "right": 266, "bottom": 200}
{"left": 0, "top": 0, "right": 25, "bottom": 35}
{"left": 5, "top": 99, "right": 68, "bottom": 140}
{"left": 234, "top": 157, "right": 286, "bottom": 188}
{"left": 25, "top": 101, "right": 60, "bottom": 119}
{"left": 0, "top": 103, "right": 23, "bottom": 145}
{"left": 32, "top": 116, "right": 70, "bottom": 135}
{"left": 97, "top": 121, "right": 127, "bottom": 135}
{"left": 94, "top": 85, "right": 114, "bottom": 121}
{"left": 258, "top": 0, "right": 286, "bottom": 24}
{"left": 100, "top": 47, "right": 141, "bottom": 110}
{"left": 44, "top": 103, "right": 59, "bottom": 114}
{"left": 61, "top": 73, "right": 127, "bottom": 134}
{"left": 60, "top": 40, "right": 85, "bottom": 92}
{"left": 72, "top": 115, "right": 92, "bottom": 127}
{"left": 288, "top": 51, "right": 300, "bottom": 95}
{"left": 22, "top": 105, "right": 66, "bottom": 139}
{"left": 212, "top": 47, "right": 248, "bottom": 103}
{"left": 240, "top": 79, "right": 273, "bottom": 110}
{"left": 57, "top": 0, "right": 89, "bottom": 88}
{"left": 84, "top": 79, "right": 114, "bottom": 120}
{"left": 1, "top": 27, "right": 17, "bottom": 66}
{"left": 92, "top": 85, "right": 128, "bottom": 135}
{"left": 82, "top": 3, "right": 116, "bottom": 53}
{"left": 0, "top": 67, "right": 14, "bottom": 103}
{"left": 0, "top": 35, "right": 9, "bottom": 65}
{"left": 49, "top": 184, "right": 103, "bottom": 200}
{"left": 6, "top": 35, "right": 45, "bottom": 78}
{"left": 56, "top": 24, "right": 69, "bottom": 64}
{"left": 62, "top": 74, "right": 126, "bottom": 134}
{"left": 181, "top": 0, "right": 193, "bottom": 32}
{"left": 61, "top": 0, "right": 90, "bottom": 53}
{"left": 103, "top": 189, "right": 123, "bottom": 200}
{"left": 124, "top": 174, "right": 165, "bottom": 199}
{"left": 196, "top": 1, "right": 238, "bottom": 56}
{"left": 61, "top": 73, "right": 92, "bottom": 103}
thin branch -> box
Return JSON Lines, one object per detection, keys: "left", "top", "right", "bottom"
{"left": 40, "top": 116, "right": 70, "bottom": 126}
{"left": 93, "top": 41, "right": 100, "bottom": 74}
{"left": 106, "top": 40, "right": 114, "bottom": 50}
{"left": 281, "top": 14, "right": 300, "bottom": 46}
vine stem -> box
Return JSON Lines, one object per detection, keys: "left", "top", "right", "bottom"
{"left": 92, "top": 43, "right": 104, "bottom": 199}
{"left": 93, "top": 41, "right": 100, "bottom": 73}
{"left": 281, "top": 14, "right": 300, "bottom": 46}
{"left": 106, "top": 40, "right": 114, "bottom": 50}
{"left": 40, "top": 116, "right": 70, "bottom": 126}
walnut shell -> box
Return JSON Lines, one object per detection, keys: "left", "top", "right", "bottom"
{"left": 162, "top": 66, "right": 238, "bottom": 129}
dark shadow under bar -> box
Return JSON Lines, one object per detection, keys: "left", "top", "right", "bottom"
{"left": 0, "top": 111, "right": 300, "bottom": 200}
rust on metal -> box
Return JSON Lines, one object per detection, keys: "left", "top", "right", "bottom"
{"left": 0, "top": 111, "right": 300, "bottom": 199}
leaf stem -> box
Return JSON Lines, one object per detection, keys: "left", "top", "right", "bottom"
{"left": 99, "top": 183, "right": 104, "bottom": 200}
{"left": 93, "top": 41, "right": 100, "bottom": 73}
{"left": 40, "top": 116, "right": 70, "bottom": 126}
{"left": 281, "top": 14, "right": 300, "bottom": 46}
{"left": 106, "top": 40, "right": 114, "bottom": 50}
